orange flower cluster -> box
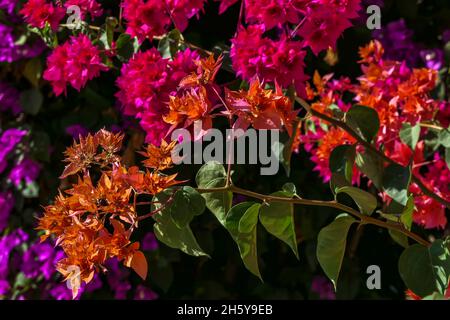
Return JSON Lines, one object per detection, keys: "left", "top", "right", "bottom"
{"left": 225, "top": 79, "right": 298, "bottom": 135}
{"left": 162, "top": 54, "right": 223, "bottom": 136}
{"left": 38, "top": 130, "right": 181, "bottom": 298}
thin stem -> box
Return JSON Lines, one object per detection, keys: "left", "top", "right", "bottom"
{"left": 295, "top": 97, "right": 450, "bottom": 209}
{"left": 196, "top": 185, "right": 430, "bottom": 247}
{"left": 419, "top": 123, "right": 444, "bottom": 131}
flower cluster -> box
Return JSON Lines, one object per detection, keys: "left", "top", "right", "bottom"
{"left": 229, "top": 0, "right": 362, "bottom": 96}
{"left": 0, "top": 127, "right": 42, "bottom": 243}
{"left": 19, "top": 0, "right": 65, "bottom": 31}
{"left": 116, "top": 48, "right": 200, "bottom": 144}
{"left": 122, "top": 0, "right": 207, "bottom": 42}
{"left": 0, "top": 0, "right": 45, "bottom": 64}
{"left": 64, "top": 0, "right": 103, "bottom": 20}
{"left": 302, "top": 40, "right": 450, "bottom": 229}
{"left": 43, "top": 34, "right": 108, "bottom": 96}
{"left": 38, "top": 129, "right": 180, "bottom": 298}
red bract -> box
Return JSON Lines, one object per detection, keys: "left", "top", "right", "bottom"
{"left": 19, "top": 0, "right": 65, "bottom": 31}
{"left": 43, "top": 34, "right": 108, "bottom": 96}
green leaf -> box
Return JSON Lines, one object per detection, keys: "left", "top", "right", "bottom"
{"left": 345, "top": 105, "right": 380, "bottom": 142}
{"left": 429, "top": 239, "right": 450, "bottom": 294}
{"left": 329, "top": 144, "right": 356, "bottom": 182}
{"left": 399, "top": 244, "right": 439, "bottom": 297}
{"left": 388, "top": 229, "right": 409, "bottom": 248}
{"left": 282, "top": 182, "right": 297, "bottom": 197}
{"left": 330, "top": 173, "right": 351, "bottom": 195}
{"left": 382, "top": 163, "right": 411, "bottom": 206}
{"left": 400, "top": 123, "right": 421, "bottom": 150}
{"left": 23, "top": 58, "right": 42, "bottom": 87}
{"left": 225, "top": 202, "right": 261, "bottom": 280}
{"left": 446, "top": 148, "right": 450, "bottom": 170}
{"left": 196, "top": 162, "right": 232, "bottom": 225}
{"left": 152, "top": 189, "right": 208, "bottom": 257}
{"left": 259, "top": 191, "right": 299, "bottom": 259}
{"left": 153, "top": 222, "right": 208, "bottom": 257}
{"left": 317, "top": 215, "right": 356, "bottom": 290}
{"left": 116, "top": 35, "right": 140, "bottom": 61}
{"left": 400, "top": 195, "right": 415, "bottom": 230}
{"left": 196, "top": 161, "right": 227, "bottom": 185}
{"left": 439, "top": 129, "right": 450, "bottom": 148}
{"left": 157, "top": 29, "right": 184, "bottom": 58}
{"left": 278, "top": 118, "right": 300, "bottom": 176}
{"left": 238, "top": 203, "right": 260, "bottom": 234}
{"left": 20, "top": 88, "right": 43, "bottom": 115}
{"left": 355, "top": 150, "right": 384, "bottom": 189}
{"left": 169, "top": 186, "right": 205, "bottom": 229}
{"left": 335, "top": 186, "right": 377, "bottom": 216}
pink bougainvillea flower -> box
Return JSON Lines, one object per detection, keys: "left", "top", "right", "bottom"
{"left": 216, "top": 0, "right": 239, "bottom": 14}
{"left": 64, "top": 0, "right": 103, "bottom": 20}
{"left": 122, "top": 0, "right": 206, "bottom": 42}
{"left": 298, "top": 6, "right": 352, "bottom": 55}
{"left": 167, "top": 0, "right": 207, "bottom": 32}
{"left": 20, "top": 0, "right": 65, "bottom": 31}
{"left": 231, "top": 24, "right": 308, "bottom": 96}
{"left": 43, "top": 34, "right": 108, "bottom": 96}
{"left": 245, "top": 0, "right": 303, "bottom": 29}
{"left": 116, "top": 48, "right": 200, "bottom": 144}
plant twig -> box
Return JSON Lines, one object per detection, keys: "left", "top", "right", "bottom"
{"left": 295, "top": 97, "right": 450, "bottom": 209}
{"left": 196, "top": 185, "right": 430, "bottom": 247}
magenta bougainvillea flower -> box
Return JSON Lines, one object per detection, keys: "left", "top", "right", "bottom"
{"left": 245, "top": 0, "right": 303, "bottom": 29}
{"left": 122, "top": 0, "right": 206, "bottom": 42}
{"left": 19, "top": 0, "right": 65, "bottom": 31}
{"left": 64, "top": 0, "right": 103, "bottom": 20}
{"left": 231, "top": 24, "right": 308, "bottom": 96}
{"left": 116, "top": 48, "right": 199, "bottom": 144}
{"left": 43, "top": 34, "right": 108, "bottom": 96}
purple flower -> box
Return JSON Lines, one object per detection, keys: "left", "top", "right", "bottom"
{"left": 20, "top": 242, "right": 62, "bottom": 280}
{"left": 311, "top": 276, "right": 336, "bottom": 300}
{"left": 0, "top": 229, "right": 28, "bottom": 280}
{"left": 142, "top": 232, "right": 159, "bottom": 251}
{"left": 106, "top": 258, "right": 131, "bottom": 299}
{"left": 420, "top": 49, "right": 444, "bottom": 70}
{"left": 0, "top": 279, "right": 10, "bottom": 295}
{"left": 134, "top": 285, "right": 158, "bottom": 300}
{"left": 0, "top": 192, "right": 14, "bottom": 232}
{"left": 0, "top": 0, "right": 17, "bottom": 15}
{"left": 0, "top": 82, "right": 21, "bottom": 115}
{"left": 373, "top": 19, "right": 422, "bottom": 67}
{"left": 65, "top": 124, "right": 89, "bottom": 140}
{"left": 49, "top": 283, "right": 74, "bottom": 300}
{"left": 0, "top": 128, "right": 27, "bottom": 174}
{"left": 0, "top": 23, "right": 45, "bottom": 63}
{"left": 84, "top": 274, "right": 102, "bottom": 293}
{"left": 8, "top": 158, "right": 41, "bottom": 187}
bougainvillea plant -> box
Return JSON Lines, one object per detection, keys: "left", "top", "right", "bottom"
{"left": 2, "top": 0, "right": 450, "bottom": 300}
